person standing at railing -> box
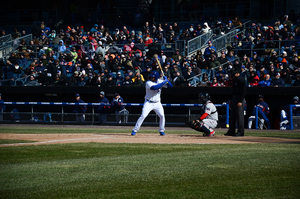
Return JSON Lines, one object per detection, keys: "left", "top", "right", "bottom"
{"left": 204, "top": 41, "right": 216, "bottom": 61}
{"left": 0, "top": 93, "right": 6, "bottom": 121}
{"left": 0, "top": 59, "right": 4, "bottom": 81}
{"left": 232, "top": 16, "right": 242, "bottom": 30}
{"left": 3, "top": 60, "right": 15, "bottom": 86}
{"left": 97, "top": 91, "right": 110, "bottom": 125}
{"left": 111, "top": 93, "right": 128, "bottom": 124}
{"left": 201, "top": 22, "right": 211, "bottom": 34}
{"left": 73, "top": 93, "right": 87, "bottom": 123}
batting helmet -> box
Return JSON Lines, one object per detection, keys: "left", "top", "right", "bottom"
{"left": 198, "top": 92, "right": 210, "bottom": 104}
{"left": 149, "top": 71, "right": 159, "bottom": 80}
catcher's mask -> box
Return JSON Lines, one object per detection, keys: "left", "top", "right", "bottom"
{"left": 198, "top": 92, "right": 210, "bottom": 104}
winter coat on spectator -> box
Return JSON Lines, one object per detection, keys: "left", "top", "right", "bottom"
{"left": 3, "top": 62, "right": 14, "bottom": 79}
{"left": 271, "top": 76, "right": 285, "bottom": 87}
{"left": 58, "top": 40, "right": 67, "bottom": 53}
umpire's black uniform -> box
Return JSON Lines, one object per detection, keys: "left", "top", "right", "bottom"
{"left": 226, "top": 71, "right": 246, "bottom": 136}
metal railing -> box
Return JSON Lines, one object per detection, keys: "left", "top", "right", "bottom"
{"left": 0, "top": 34, "right": 12, "bottom": 47}
{"left": 0, "top": 101, "right": 229, "bottom": 127}
{"left": 186, "top": 20, "right": 251, "bottom": 57}
{"left": 187, "top": 30, "right": 214, "bottom": 56}
{"left": 186, "top": 57, "right": 239, "bottom": 86}
{"left": 0, "top": 34, "right": 32, "bottom": 61}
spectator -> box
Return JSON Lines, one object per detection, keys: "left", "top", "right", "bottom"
{"left": 73, "top": 93, "right": 87, "bottom": 123}
{"left": 171, "top": 49, "right": 182, "bottom": 62}
{"left": 282, "top": 15, "right": 292, "bottom": 30}
{"left": 133, "top": 74, "right": 144, "bottom": 86}
{"left": 293, "top": 74, "right": 300, "bottom": 86}
{"left": 183, "top": 66, "right": 196, "bottom": 86}
{"left": 8, "top": 52, "right": 19, "bottom": 65}
{"left": 209, "top": 55, "right": 220, "bottom": 69}
{"left": 122, "top": 74, "right": 133, "bottom": 86}
{"left": 69, "top": 71, "right": 80, "bottom": 86}
{"left": 162, "top": 64, "right": 172, "bottom": 80}
{"left": 58, "top": 40, "right": 67, "bottom": 54}
{"left": 215, "top": 65, "right": 227, "bottom": 81}
{"left": 13, "top": 63, "right": 23, "bottom": 78}
{"left": 226, "top": 51, "right": 236, "bottom": 65}
{"left": 210, "top": 77, "right": 220, "bottom": 87}
{"left": 281, "top": 69, "right": 292, "bottom": 85}
{"left": 258, "top": 74, "right": 272, "bottom": 87}
{"left": 271, "top": 72, "right": 285, "bottom": 87}
{"left": 257, "top": 65, "right": 268, "bottom": 80}
{"left": 191, "top": 62, "right": 201, "bottom": 82}
{"left": 132, "top": 69, "right": 145, "bottom": 83}
{"left": 240, "top": 65, "right": 249, "bottom": 83}
{"left": 24, "top": 75, "right": 41, "bottom": 86}
{"left": 52, "top": 74, "right": 67, "bottom": 86}
{"left": 173, "top": 71, "right": 185, "bottom": 86}
{"left": 201, "top": 22, "right": 211, "bottom": 34}
{"left": 197, "top": 75, "right": 210, "bottom": 87}
{"left": 249, "top": 75, "right": 260, "bottom": 87}
{"left": 204, "top": 41, "right": 216, "bottom": 60}
{"left": 218, "top": 51, "right": 228, "bottom": 66}
{"left": 269, "top": 64, "right": 277, "bottom": 79}
{"left": 142, "top": 65, "right": 152, "bottom": 80}
{"left": 232, "top": 16, "right": 242, "bottom": 29}
{"left": 3, "top": 60, "right": 15, "bottom": 86}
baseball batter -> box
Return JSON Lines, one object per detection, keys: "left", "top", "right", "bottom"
{"left": 132, "top": 71, "right": 173, "bottom": 136}
{"left": 187, "top": 92, "right": 218, "bottom": 137}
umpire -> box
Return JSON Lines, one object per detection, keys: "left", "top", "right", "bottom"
{"left": 225, "top": 69, "right": 246, "bottom": 136}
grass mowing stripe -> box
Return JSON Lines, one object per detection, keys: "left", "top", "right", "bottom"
{"left": 0, "top": 143, "right": 300, "bottom": 198}
{"left": 1, "top": 126, "right": 300, "bottom": 139}
{"left": 0, "top": 139, "right": 36, "bottom": 144}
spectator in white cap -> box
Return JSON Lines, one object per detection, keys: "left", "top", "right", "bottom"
{"left": 201, "top": 22, "right": 211, "bottom": 34}
{"left": 96, "top": 41, "right": 105, "bottom": 56}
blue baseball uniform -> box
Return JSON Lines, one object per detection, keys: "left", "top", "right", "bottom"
{"left": 280, "top": 96, "right": 300, "bottom": 130}
{"left": 248, "top": 100, "right": 270, "bottom": 129}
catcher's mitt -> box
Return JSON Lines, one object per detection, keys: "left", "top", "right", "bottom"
{"left": 187, "top": 120, "right": 201, "bottom": 130}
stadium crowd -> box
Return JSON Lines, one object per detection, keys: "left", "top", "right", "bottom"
{"left": 1, "top": 10, "right": 300, "bottom": 87}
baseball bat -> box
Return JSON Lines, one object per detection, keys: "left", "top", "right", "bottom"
{"left": 155, "top": 58, "right": 165, "bottom": 77}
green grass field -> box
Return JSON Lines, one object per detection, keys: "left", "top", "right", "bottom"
{"left": 0, "top": 126, "right": 300, "bottom": 199}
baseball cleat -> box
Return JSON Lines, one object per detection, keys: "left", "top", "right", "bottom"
{"left": 206, "top": 131, "right": 215, "bottom": 137}
{"left": 131, "top": 131, "right": 136, "bottom": 136}
{"left": 159, "top": 132, "right": 165, "bottom": 136}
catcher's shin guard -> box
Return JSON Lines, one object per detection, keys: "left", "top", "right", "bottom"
{"left": 198, "top": 122, "right": 211, "bottom": 136}
{"left": 187, "top": 120, "right": 211, "bottom": 135}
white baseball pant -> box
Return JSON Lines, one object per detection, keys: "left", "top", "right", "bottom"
{"left": 133, "top": 100, "right": 165, "bottom": 132}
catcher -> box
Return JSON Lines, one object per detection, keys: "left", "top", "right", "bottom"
{"left": 187, "top": 92, "right": 218, "bottom": 137}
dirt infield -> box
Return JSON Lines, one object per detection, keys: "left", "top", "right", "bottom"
{"left": 1, "top": 124, "right": 300, "bottom": 146}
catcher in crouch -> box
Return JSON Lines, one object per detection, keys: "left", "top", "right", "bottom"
{"left": 188, "top": 92, "right": 218, "bottom": 137}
